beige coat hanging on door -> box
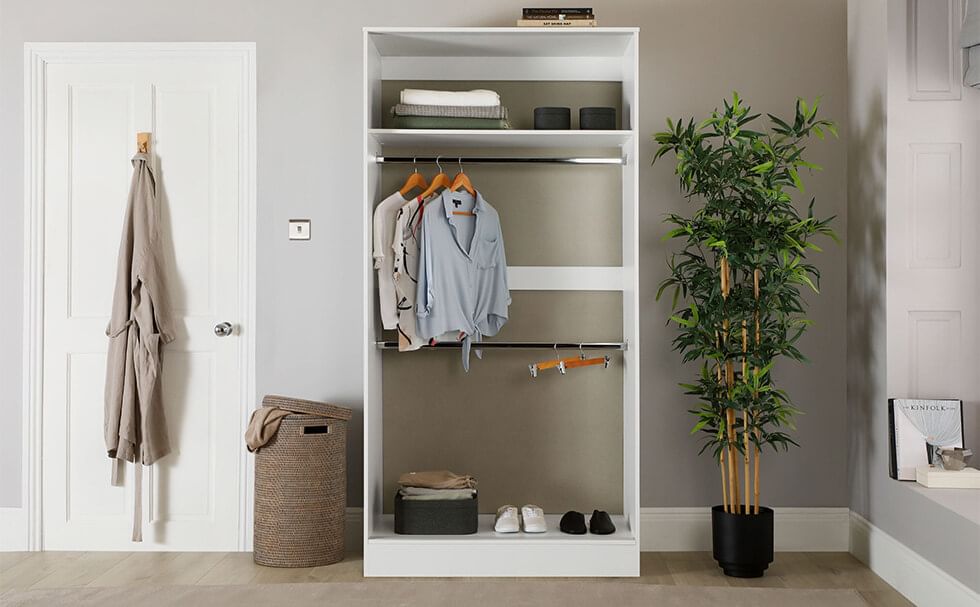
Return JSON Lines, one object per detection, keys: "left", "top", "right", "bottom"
{"left": 104, "top": 137, "right": 175, "bottom": 541}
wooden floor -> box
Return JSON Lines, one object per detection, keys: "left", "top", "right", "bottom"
{"left": 0, "top": 551, "right": 911, "bottom": 606}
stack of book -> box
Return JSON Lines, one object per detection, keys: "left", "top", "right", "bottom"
{"left": 517, "top": 7, "right": 597, "bottom": 27}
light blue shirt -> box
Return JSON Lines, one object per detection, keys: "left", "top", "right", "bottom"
{"left": 416, "top": 190, "right": 510, "bottom": 369}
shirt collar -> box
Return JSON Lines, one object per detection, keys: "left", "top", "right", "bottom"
{"left": 441, "top": 189, "right": 484, "bottom": 219}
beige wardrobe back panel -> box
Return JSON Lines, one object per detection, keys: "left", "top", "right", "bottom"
{"left": 379, "top": 150, "right": 623, "bottom": 267}
{"left": 382, "top": 291, "right": 624, "bottom": 514}
{"left": 381, "top": 80, "right": 623, "bottom": 130}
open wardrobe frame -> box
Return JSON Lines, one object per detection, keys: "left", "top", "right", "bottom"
{"left": 361, "top": 27, "right": 640, "bottom": 577}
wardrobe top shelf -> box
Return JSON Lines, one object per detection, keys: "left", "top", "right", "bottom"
{"left": 365, "top": 27, "right": 638, "bottom": 59}
{"left": 367, "top": 129, "right": 634, "bottom": 149}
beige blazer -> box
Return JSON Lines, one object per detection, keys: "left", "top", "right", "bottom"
{"left": 104, "top": 153, "right": 174, "bottom": 540}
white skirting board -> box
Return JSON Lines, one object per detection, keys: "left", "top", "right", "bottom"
{"left": 0, "top": 507, "right": 29, "bottom": 551}
{"left": 343, "top": 507, "right": 849, "bottom": 553}
{"left": 849, "top": 512, "right": 979, "bottom": 607}
{"left": 639, "top": 507, "right": 850, "bottom": 551}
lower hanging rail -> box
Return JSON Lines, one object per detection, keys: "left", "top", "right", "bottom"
{"left": 374, "top": 340, "right": 627, "bottom": 350}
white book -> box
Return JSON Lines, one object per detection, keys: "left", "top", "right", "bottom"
{"left": 916, "top": 465, "right": 980, "bottom": 489}
{"left": 889, "top": 399, "right": 964, "bottom": 481}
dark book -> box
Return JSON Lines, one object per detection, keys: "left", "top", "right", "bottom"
{"left": 523, "top": 8, "right": 594, "bottom": 17}
{"left": 521, "top": 13, "right": 595, "bottom": 20}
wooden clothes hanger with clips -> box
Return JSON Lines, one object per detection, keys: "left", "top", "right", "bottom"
{"left": 529, "top": 345, "right": 611, "bottom": 378}
{"left": 450, "top": 157, "right": 476, "bottom": 216}
{"left": 399, "top": 157, "right": 428, "bottom": 198}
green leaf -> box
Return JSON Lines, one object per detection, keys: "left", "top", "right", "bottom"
{"left": 751, "top": 160, "right": 774, "bottom": 173}
{"left": 789, "top": 168, "right": 803, "bottom": 191}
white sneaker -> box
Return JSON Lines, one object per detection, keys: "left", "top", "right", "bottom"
{"left": 521, "top": 504, "right": 547, "bottom": 533}
{"left": 494, "top": 505, "right": 520, "bottom": 533}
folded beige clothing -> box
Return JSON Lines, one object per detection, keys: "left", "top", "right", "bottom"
{"left": 400, "top": 487, "right": 476, "bottom": 497}
{"left": 398, "top": 469, "right": 477, "bottom": 490}
{"left": 399, "top": 488, "right": 476, "bottom": 501}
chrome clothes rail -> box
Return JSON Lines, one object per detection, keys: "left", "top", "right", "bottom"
{"left": 374, "top": 341, "right": 627, "bottom": 350}
{"left": 372, "top": 155, "right": 626, "bottom": 165}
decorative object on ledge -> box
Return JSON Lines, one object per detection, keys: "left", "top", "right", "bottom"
{"left": 938, "top": 447, "right": 973, "bottom": 471}
{"left": 654, "top": 92, "right": 838, "bottom": 578}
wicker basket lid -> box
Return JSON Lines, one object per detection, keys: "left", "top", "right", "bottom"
{"left": 261, "top": 394, "right": 352, "bottom": 421}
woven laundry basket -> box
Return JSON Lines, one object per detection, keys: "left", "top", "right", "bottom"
{"left": 253, "top": 395, "right": 352, "bottom": 568}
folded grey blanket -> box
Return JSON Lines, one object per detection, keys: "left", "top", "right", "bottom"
{"left": 393, "top": 103, "right": 508, "bottom": 119}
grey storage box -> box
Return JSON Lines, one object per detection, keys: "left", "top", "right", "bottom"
{"left": 534, "top": 106, "right": 571, "bottom": 129}
{"left": 579, "top": 106, "right": 616, "bottom": 130}
{"left": 394, "top": 492, "right": 478, "bottom": 535}
{"left": 253, "top": 395, "right": 352, "bottom": 567}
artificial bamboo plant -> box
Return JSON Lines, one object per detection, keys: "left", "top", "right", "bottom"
{"left": 654, "top": 93, "right": 838, "bottom": 515}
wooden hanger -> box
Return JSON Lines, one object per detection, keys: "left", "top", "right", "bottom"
{"left": 450, "top": 157, "right": 476, "bottom": 216}
{"left": 136, "top": 132, "right": 151, "bottom": 154}
{"left": 529, "top": 346, "right": 611, "bottom": 377}
{"left": 417, "top": 155, "right": 452, "bottom": 201}
{"left": 564, "top": 355, "right": 611, "bottom": 371}
{"left": 449, "top": 158, "right": 476, "bottom": 197}
{"left": 399, "top": 157, "right": 428, "bottom": 198}
{"left": 529, "top": 346, "right": 580, "bottom": 378}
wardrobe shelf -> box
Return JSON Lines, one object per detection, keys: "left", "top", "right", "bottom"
{"left": 368, "top": 514, "right": 635, "bottom": 545}
{"left": 508, "top": 266, "right": 624, "bottom": 291}
{"left": 367, "top": 129, "right": 635, "bottom": 150}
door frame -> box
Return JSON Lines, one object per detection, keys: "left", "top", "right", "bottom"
{"left": 21, "top": 42, "right": 257, "bottom": 550}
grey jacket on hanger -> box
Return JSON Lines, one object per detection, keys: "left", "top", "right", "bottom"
{"left": 104, "top": 152, "right": 175, "bottom": 541}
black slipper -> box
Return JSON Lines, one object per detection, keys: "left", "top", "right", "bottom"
{"left": 589, "top": 510, "right": 616, "bottom": 535}
{"left": 559, "top": 510, "right": 587, "bottom": 534}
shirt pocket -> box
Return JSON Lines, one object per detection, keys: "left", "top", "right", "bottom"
{"left": 475, "top": 235, "right": 499, "bottom": 269}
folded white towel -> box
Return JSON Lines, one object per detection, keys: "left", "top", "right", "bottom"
{"left": 400, "top": 88, "right": 500, "bottom": 107}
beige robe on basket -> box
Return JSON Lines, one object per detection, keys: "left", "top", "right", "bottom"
{"left": 104, "top": 152, "right": 175, "bottom": 542}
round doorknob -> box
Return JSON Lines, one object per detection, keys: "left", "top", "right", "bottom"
{"left": 214, "top": 322, "right": 234, "bottom": 337}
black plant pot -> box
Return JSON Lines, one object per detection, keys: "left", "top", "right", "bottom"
{"left": 711, "top": 505, "right": 774, "bottom": 578}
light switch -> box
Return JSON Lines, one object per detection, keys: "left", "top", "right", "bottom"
{"left": 288, "top": 219, "right": 311, "bottom": 240}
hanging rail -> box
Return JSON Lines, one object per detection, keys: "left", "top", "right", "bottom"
{"left": 374, "top": 340, "right": 627, "bottom": 350}
{"left": 372, "top": 155, "right": 626, "bottom": 166}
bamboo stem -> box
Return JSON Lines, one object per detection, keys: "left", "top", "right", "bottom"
{"left": 720, "top": 449, "right": 729, "bottom": 513}
{"left": 726, "top": 408, "right": 737, "bottom": 512}
{"left": 720, "top": 257, "right": 730, "bottom": 298}
{"left": 728, "top": 408, "right": 740, "bottom": 512}
{"left": 754, "top": 429, "right": 761, "bottom": 515}
{"left": 743, "top": 412, "right": 750, "bottom": 515}
{"left": 741, "top": 321, "right": 748, "bottom": 380}
{"left": 752, "top": 268, "right": 762, "bottom": 514}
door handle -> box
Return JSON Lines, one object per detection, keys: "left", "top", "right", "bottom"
{"left": 214, "top": 322, "right": 234, "bottom": 337}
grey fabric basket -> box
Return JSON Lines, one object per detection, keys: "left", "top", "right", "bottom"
{"left": 393, "top": 492, "right": 479, "bottom": 535}
{"left": 253, "top": 395, "right": 352, "bottom": 568}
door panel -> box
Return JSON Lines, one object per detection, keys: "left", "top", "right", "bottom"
{"left": 42, "top": 56, "right": 246, "bottom": 550}
{"left": 887, "top": 2, "right": 979, "bottom": 434}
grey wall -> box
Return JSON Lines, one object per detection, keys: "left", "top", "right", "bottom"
{"left": 0, "top": 0, "right": 848, "bottom": 511}
{"left": 847, "top": 0, "right": 980, "bottom": 593}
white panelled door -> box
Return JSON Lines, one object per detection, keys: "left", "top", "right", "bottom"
{"left": 40, "top": 49, "right": 251, "bottom": 549}
{"left": 887, "top": 4, "right": 979, "bottom": 421}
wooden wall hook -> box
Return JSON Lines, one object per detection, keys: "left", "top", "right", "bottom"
{"left": 136, "top": 132, "right": 151, "bottom": 154}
